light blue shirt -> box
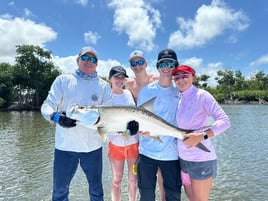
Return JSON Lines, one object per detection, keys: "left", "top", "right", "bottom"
{"left": 137, "top": 81, "right": 179, "bottom": 160}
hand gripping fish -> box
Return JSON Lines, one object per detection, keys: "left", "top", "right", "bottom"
{"left": 66, "top": 99, "right": 210, "bottom": 152}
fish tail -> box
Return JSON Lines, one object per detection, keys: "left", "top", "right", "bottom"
{"left": 123, "top": 131, "right": 129, "bottom": 139}
{"left": 196, "top": 142, "right": 211, "bottom": 152}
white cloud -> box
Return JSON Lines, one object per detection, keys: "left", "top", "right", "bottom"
{"left": 0, "top": 17, "right": 57, "bottom": 63}
{"left": 108, "top": 0, "right": 161, "bottom": 52}
{"left": 203, "top": 62, "right": 226, "bottom": 87}
{"left": 23, "top": 8, "right": 32, "bottom": 17}
{"left": 226, "top": 35, "right": 238, "bottom": 44}
{"left": 168, "top": 0, "right": 249, "bottom": 50}
{"left": 182, "top": 57, "right": 225, "bottom": 87}
{"left": 98, "top": 59, "right": 123, "bottom": 78}
{"left": 183, "top": 57, "right": 203, "bottom": 69}
{"left": 74, "top": 0, "right": 88, "bottom": 7}
{"left": 8, "top": 1, "right": 15, "bottom": 6}
{"left": 52, "top": 55, "right": 77, "bottom": 73}
{"left": 249, "top": 54, "right": 268, "bottom": 66}
{"left": 84, "top": 31, "right": 101, "bottom": 44}
{"left": 0, "top": 13, "right": 13, "bottom": 19}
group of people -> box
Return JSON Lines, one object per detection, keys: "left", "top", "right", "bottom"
{"left": 41, "top": 46, "right": 231, "bottom": 201}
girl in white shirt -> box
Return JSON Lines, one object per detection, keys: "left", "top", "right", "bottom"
{"left": 107, "top": 66, "right": 139, "bottom": 201}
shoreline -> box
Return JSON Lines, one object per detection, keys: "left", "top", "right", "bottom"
{"left": 224, "top": 99, "right": 268, "bottom": 105}
{"left": 1, "top": 100, "right": 267, "bottom": 112}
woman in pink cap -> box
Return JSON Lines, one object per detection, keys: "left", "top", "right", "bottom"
{"left": 173, "top": 65, "right": 231, "bottom": 201}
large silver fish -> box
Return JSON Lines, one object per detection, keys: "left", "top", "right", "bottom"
{"left": 66, "top": 99, "right": 210, "bottom": 152}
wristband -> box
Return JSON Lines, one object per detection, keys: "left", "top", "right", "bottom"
{"left": 51, "top": 113, "right": 60, "bottom": 123}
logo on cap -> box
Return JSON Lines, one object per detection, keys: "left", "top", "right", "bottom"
{"left": 164, "top": 50, "right": 169, "bottom": 55}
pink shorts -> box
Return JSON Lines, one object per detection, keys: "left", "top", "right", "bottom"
{"left": 108, "top": 142, "right": 139, "bottom": 160}
{"left": 181, "top": 171, "right": 191, "bottom": 185}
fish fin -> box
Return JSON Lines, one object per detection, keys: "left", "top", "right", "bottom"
{"left": 97, "top": 127, "right": 107, "bottom": 142}
{"left": 139, "top": 97, "right": 157, "bottom": 112}
{"left": 97, "top": 126, "right": 106, "bottom": 135}
{"left": 122, "top": 131, "right": 129, "bottom": 140}
{"left": 151, "top": 136, "right": 163, "bottom": 143}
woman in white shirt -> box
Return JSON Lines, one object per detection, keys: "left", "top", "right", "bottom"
{"left": 107, "top": 66, "right": 139, "bottom": 201}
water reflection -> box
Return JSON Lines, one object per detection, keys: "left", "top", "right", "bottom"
{"left": 0, "top": 112, "right": 53, "bottom": 201}
{"left": 0, "top": 105, "right": 268, "bottom": 201}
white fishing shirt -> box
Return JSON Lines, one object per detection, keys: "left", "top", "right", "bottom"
{"left": 41, "top": 72, "right": 112, "bottom": 152}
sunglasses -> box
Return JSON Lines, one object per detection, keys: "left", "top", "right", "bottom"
{"left": 130, "top": 60, "right": 145, "bottom": 67}
{"left": 157, "top": 61, "right": 175, "bottom": 69}
{"left": 174, "top": 74, "right": 190, "bottom": 81}
{"left": 80, "top": 55, "right": 98, "bottom": 64}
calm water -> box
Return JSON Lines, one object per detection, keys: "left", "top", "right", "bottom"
{"left": 0, "top": 105, "right": 267, "bottom": 201}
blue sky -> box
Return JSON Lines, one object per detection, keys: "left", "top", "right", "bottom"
{"left": 0, "top": 0, "right": 268, "bottom": 86}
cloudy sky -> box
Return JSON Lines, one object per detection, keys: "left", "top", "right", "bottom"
{"left": 1, "top": 0, "right": 268, "bottom": 86}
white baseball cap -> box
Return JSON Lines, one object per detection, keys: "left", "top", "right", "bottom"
{"left": 129, "top": 50, "right": 145, "bottom": 61}
{"left": 79, "top": 46, "right": 98, "bottom": 59}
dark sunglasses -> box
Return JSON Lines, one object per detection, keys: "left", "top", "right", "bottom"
{"left": 130, "top": 60, "right": 145, "bottom": 67}
{"left": 174, "top": 74, "right": 190, "bottom": 81}
{"left": 157, "top": 61, "right": 175, "bottom": 69}
{"left": 80, "top": 55, "right": 98, "bottom": 64}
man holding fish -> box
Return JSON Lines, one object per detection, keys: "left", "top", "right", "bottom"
{"left": 41, "top": 46, "right": 112, "bottom": 201}
{"left": 136, "top": 48, "right": 182, "bottom": 201}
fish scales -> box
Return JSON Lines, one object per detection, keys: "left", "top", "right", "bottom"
{"left": 67, "top": 103, "right": 210, "bottom": 152}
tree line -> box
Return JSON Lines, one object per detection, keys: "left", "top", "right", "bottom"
{"left": 0, "top": 45, "right": 267, "bottom": 110}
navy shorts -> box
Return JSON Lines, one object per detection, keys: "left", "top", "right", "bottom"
{"left": 180, "top": 158, "right": 217, "bottom": 180}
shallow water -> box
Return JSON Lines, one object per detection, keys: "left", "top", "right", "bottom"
{"left": 0, "top": 105, "right": 267, "bottom": 201}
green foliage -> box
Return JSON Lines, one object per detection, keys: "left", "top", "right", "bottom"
{"left": 233, "top": 70, "right": 248, "bottom": 91}
{"left": 191, "top": 68, "right": 268, "bottom": 103}
{"left": 247, "top": 70, "right": 268, "bottom": 90}
{"left": 0, "top": 98, "right": 5, "bottom": 107}
{"left": 13, "top": 45, "right": 60, "bottom": 109}
{"left": 0, "top": 63, "right": 16, "bottom": 108}
{"left": 215, "top": 70, "right": 235, "bottom": 100}
{"left": 195, "top": 74, "right": 210, "bottom": 89}
{"left": 0, "top": 45, "right": 60, "bottom": 109}
{"left": 206, "top": 87, "right": 227, "bottom": 103}
{"left": 233, "top": 90, "right": 268, "bottom": 102}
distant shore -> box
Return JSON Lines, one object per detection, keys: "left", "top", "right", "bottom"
{"left": 224, "top": 99, "right": 268, "bottom": 105}
{"left": 1, "top": 99, "right": 267, "bottom": 112}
